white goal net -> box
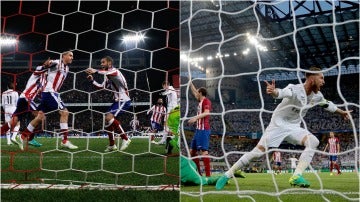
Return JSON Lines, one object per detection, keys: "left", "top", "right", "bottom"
{"left": 1, "top": 0, "right": 179, "bottom": 191}
{"left": 180, "top": 0, "right": 359, "bottom": 201}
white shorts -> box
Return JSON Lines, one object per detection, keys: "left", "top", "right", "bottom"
{"left": 258, "top": 122, "right": 311, "bottom": 148}
{"left": 4, "top": 106, "right": 16, "bottom": 122}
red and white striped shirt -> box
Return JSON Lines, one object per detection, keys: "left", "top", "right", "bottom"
{"left": 196, "top": 97, "right": 211, "bottom": 130}
{"left": 92, "top": 67, "right": 130, "bottom": 102}
{"left": 273, "top": 151, "right": 282, "bottom": 162}
{"left": 43, "top": 59, "right": 68, "bottom": 93}
{"left": 328, "top": 137, "right": 339, "bottom": 154}
{"left": 147, "top": 105, "right": 166, "bottom": 124}
{"left": 20, "top": 66, "right": 48, "bottom": 101}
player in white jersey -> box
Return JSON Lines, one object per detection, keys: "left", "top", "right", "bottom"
{"left": 86, "top": 56, "right": 131, "bottom": 152}
{"left": 1, "top": 83, "right": 19, "bottom": 145}
{"left": 1, "top": 60, "right": 50, "bottom": 148}
{"left": 289, "top": 155, "right": 298, "bottom": 173}
{"left": 323, "top": 131, "right": 341, "bottom": 175}
{"left": 147, "top": 98, "right": 166, "bottom": 143}
{"left": 130, "top": 115, "right": 139, "bottom": 134}
{"left": 272, "top": 151, "right": 282, "bottom": 174}
{"left": 216, "top": 67, "right": 352, "bottom": 189}
{"left": 20, "top": 51, "right": 78, "bottom": 150}
{"left": 157, "top": 81, "right": 178, "bottom": 144}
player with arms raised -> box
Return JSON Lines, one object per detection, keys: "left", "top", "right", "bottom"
{"left": 323, "top": 131, "right": 341, "bottom": 175}
{"left": 188, "top": 80, "right": 212, "bottom": 177}
{"left": 20, "top": 51, "right": 78, "bottom": 150}
{"left": 1, "top": 59, "right": 52, "bottom": 148}
{"left": 216, "top": 67, "right": 352, "bottom": 189}
{"left": 86, "top": 56, "right": 131, "bottom": 152}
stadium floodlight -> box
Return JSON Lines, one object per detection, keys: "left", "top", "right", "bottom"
{"left": 0, "top": 36, "right": 17, "bottom": 46}
{"left": 122, "top": 32, "right": 145, "bottom": 43}
{"left": 242, "top": 48, "right": 250, "bottom": 55}
{"left": 207, "top": 56, "right": 213, "bottom": 60}
{"left": 180, "top": 54, "right": 188, "bottom": 61}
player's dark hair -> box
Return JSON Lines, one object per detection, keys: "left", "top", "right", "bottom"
{"left": 198, "top": 87, "right": 207, "bottom": 97}
{"left": 305, "top": 66, "right": 322, "bottom": 78}
{"left": 102, "top": 56, "right": 114, "bottom": 65}
{"left": 7, "top": 82, "right": 15, "bottom": 89}
{"left": 162, "top": 81, "right": 170, "bottom": 86}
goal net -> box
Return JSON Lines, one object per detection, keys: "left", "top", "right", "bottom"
{"left": 180, "top": 0, "right": 359, "bottom": 201}
{"left": 1, "top": 0, "right": 179, "bottom": 191}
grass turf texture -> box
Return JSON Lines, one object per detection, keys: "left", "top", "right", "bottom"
{"left": 1, "top": 138, "right": 179, "bottom": 186}
{"left": 181, "top": 172, "right": 359, "bottom": 202}
{"left": 1, "top": 189, "right": 179, "bottom": 202}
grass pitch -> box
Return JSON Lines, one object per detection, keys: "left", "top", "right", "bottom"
{"left": 181, "top": 172, "right": 359, "bottom": 202}
{"left": 1, "top": 137, "right": 179, "bottom": 186}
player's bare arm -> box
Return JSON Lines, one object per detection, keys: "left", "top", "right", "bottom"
{"left": 189, "top": 79, "right": 200, "bottom": 100}
{"left": 42, "top": 57, "right": 52, "bottom": 68}
{"left": 335, "top": 108, "right": 352, "bottom": 120}
{"left": 188, "top": 109, "right": 210, "bottom": 124}
{"left": 85, "top": 67, "right": 97, "bottom": 74}
{"left": 264, "top": 79, "right": 279, "bottom": 97}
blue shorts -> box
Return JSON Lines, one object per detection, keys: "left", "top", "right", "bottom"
{"left": 329, "top": 155, "right": 337, "bottom": 161}
{"left": 13, "top": 97, "right": 38, "bottom": 119}
{"left": 151, "top": 121, "right": 163, "bottom": 131}
{"left": 275, "top": 162, "right": 281, "bottom": 166}
{"left": 108, "top": 100, "right": 131, "bottom": 117}
{"left": 191, "top": 129, "right": 211, "bottom": 151}
{"left": 38, "top": 92, "right": 66, "bottom": 113}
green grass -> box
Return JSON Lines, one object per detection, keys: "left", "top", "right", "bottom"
{"left": 1, "top": 137, "right": 179, "bottom": 186}
{"left": 1, "top": 189, "right": 179, "bottom": 202}
{"left": 181, "top": 172, "right": 359, "bottom": 202}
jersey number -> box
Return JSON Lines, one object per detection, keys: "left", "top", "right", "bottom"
{"left": 6, "top": 95, "right": 12, "bottom": 105}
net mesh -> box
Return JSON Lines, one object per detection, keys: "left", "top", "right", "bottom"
{"left": 1, "top": 0, "right": 179, "bottom": 190}
{"left": 180, "top": 1, "right": 359, "bottom": 201}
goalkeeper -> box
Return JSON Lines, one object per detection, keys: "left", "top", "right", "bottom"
{"left": 165, "top": 105, "right": 180, "bottom": 155}
{"left": 181, "top": 155, "right": 220, "bottom": 185}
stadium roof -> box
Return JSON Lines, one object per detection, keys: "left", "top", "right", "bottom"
{"left": 180, "top": 0, "right": 359, "bottom": 72}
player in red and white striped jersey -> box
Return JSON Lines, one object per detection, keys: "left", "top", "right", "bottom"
{"left": 20, "top": 51, "right": 78, "bottom": 150}
{"left": 272, "top": 151, "right": 282, "bottom": 174}
{"left": 147, "top": 98, "right": 166, "bottom": 143}
{"left": 188, "top": 81, "right": 212, "bottom": 177}
{"left": 1, "top": 82, "right": 19, "bottom": 145}
{"left": 86, "top": 56, "right": 131, "bottom": 152}
{"left": 323, "top": 132, "right": 341, "bottom": 175}
{"left": 1, "top": 60, "right": 50, "bottom": 148}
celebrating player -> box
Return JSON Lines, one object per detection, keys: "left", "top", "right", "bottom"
{"left": 216, "top": 67, "right": 352, "bottom": 189}
{"left": 1, "top": 82, "right": 20, "bottom": 145}
{"left": 188, "top": 80, "right": 212, "bottom": 177}
{"left": 323, "top": 132, "right": 342, "bottom": 175}
{"left": 272, "top": 151, "right": 282, "bottom": 175}
{"left": 1, "top": 59, "right": 52, "bottom": 149}
{"left": 86, "top": 56, "right": 131, "bottom": 152}
{"left": 20, "top": 51, "right": 78, "bottom": 150}
{"left": 157, "top": 81, "right": 178, "bottom": 144}
{"left": 147, "top": 98, "right": 166, "bottom": 143}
